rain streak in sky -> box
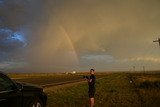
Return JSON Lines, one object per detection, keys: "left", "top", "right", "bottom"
{"left": 0, "top": 0, "right": 160, "bottom": 72}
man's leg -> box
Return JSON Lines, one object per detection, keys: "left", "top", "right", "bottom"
{"left": 90, "top": 97, "right": 95, "bottom": 107}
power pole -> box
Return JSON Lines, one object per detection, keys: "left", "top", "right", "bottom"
{"left": 153, "top": 38, "right": 160, "bottom": 47}
{"left": 133, "top": 66, "right": 135, "bottom": 72}
{"left": 143, "top": 66, "right": 145, "bottom": 72}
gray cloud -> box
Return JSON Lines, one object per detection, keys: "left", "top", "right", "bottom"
{"left": 1, "top": 0, "right": 160, "bottom": 72}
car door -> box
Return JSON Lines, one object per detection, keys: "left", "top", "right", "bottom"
{"left": 0, "top": 73, "right": 22, "bottom": 107}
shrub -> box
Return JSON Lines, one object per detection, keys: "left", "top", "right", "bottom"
{"left": 138, "top": 81, "right": 160, "bottom": 89}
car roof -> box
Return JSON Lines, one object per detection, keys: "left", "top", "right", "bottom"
{"left": 0, "top": 71, "right": 8, "bottom": 76}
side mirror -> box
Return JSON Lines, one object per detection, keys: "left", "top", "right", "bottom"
{"left": 16, "top": 83, "right": 23, "bottom": 91}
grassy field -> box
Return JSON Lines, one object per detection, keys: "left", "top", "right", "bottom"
{"left": 9, "top": 72, "right": 160, "bottom": 107}
{"left": 44, "top": 73, "right": 141, "bottom": 107}
{"left": 10, "top": 74, "right": 83, "bottom": 85}
{"left": 130, "top": 73, "right": 160, "bottom": 107}
{"left": 9, "top": 73, "right": 108, "bottom": 85}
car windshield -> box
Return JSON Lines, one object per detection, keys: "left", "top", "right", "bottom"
{"left": 0, "top": 74, "right": 15, "bottom": 92}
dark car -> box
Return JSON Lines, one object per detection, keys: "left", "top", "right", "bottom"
{"left": 0, "top": 71, "right": 47, "bottom": 107}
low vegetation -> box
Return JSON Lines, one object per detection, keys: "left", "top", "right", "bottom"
{"left": 131, "top": 73, "right": 160, "bottom": 107}
{"left": 45, "top": 73, "right": 141, "bottom": 107}
{"left": 9, "top": 72, "right": 160, "bottom": 107}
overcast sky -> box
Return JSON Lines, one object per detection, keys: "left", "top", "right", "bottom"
{"left": 0, "top": 0, "right": 160, "bottom": 72}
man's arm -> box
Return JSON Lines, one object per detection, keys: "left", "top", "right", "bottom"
{"left": 85, "top": 77, "right": 92, "bottom": 82}
{"left": 89, "top": 75, "right": 95, "bottom": 84}
{"left": 88, "top": 75, "right": 94, "bottom": 83}
{"left": 88, "top": 78, "right": 92, "bottom": 82}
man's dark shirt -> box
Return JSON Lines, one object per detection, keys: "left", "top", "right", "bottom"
{"left": 88, "top": 74, "right": 96, "bottom": 92}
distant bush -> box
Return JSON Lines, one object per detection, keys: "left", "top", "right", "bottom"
{"left": 138, "top": 80, "right": 160, "bottom": 89}
{"left": 138, "top": 81, "right": 151, "bottom": 89}
{"left": 154, "top": 81, "right": 160, "bottom": 88}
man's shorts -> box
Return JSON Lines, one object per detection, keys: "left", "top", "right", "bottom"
{"left": 88, "top": 90, "right": 95, "bottom": 98}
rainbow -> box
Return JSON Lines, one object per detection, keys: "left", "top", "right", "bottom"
{"left": 58, "top": 25, "right": 80, "bottom": 67}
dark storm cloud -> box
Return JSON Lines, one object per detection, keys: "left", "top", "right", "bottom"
{"left": 0, "top": 0, "right": 45, "bottom": 70}
{"left": 0, "top": 28, "right": 26, "bottom": 52}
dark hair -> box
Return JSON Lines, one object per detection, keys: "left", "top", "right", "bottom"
{"left": 90, "top": 69, "right": 94, "bottom": 72}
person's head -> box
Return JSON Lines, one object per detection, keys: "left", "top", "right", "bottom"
{"left": 90, "top": 69, "right": 95, "bottom": 74}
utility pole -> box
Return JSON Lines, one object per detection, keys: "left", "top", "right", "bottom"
{"left": 153, "top": 38, "right": 160, "bottom": 47}
{"left": 143, "top": 66, "right": 145, "bottom": 72}
{"left": 133, "top": 66, "right": 135, "bottom": 72}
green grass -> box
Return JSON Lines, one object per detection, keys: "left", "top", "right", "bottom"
{"left": 131, "top": 73, "right": 160, "bottom": 107}
{"left": 9, "top": 72, "right": 160, "bottom": 107}
{"left": 46, "top": 82, "right": 88, "bottom": 107}
{"left": 46, "top": 73, "right": 142, "bottom": 107}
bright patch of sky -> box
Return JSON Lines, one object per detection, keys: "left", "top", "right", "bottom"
{"left": 0, "top": 28, "right": 27, "bottom": 46}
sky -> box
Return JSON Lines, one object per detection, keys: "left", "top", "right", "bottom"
{"left": 0, "top": 0, "right": 160, "bottom": 72}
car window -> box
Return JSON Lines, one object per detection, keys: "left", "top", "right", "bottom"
{"left": 0, "top": 74, "right": 15, "bottom": 92}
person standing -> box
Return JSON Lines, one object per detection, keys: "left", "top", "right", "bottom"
{"left": 86, "top": 69, "right": 96, "bottom": 107}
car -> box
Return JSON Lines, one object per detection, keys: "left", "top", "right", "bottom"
{"left": 0, "top": 71, "right": 47, "bottom": 107}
